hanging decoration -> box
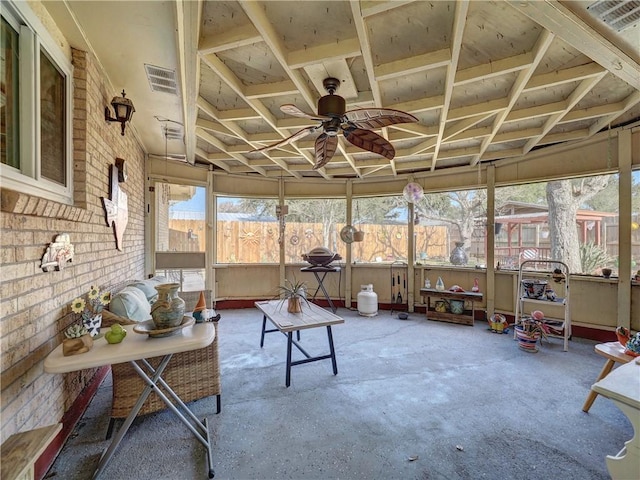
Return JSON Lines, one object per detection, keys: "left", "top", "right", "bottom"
{"left": 41, "top": 233, "right": 74, "bottom": 272}
{"left": 403, "top": 182, "right": 424, "bottom": 203}
{"left": 101, "top": 163, "right": 129, "bottom": 251}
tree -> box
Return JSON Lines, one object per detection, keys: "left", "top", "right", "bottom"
{"left": 546, "top": 176, "right": 609, "bottom": 272}
{"left": 415, "top": 190, "right": 486, "bottom": 250}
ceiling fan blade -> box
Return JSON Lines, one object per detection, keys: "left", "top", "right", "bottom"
{"left": 343, "top": 108, "right": 418, "bottom": 129}
{"left": 250, "top": 125, "right": 320, "bottom": 153}
{"left": 343, "top": 128, "right": 395, "bottom": 160}
{"left": 280, "top": 104, "right": 329, "bottom": 121}
{"left": 313, "top": 134, "right": 338, "bottom": 169}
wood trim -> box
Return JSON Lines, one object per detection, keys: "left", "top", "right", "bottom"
{"left": 34, "top": 366, "right": 110, "bottom": 480}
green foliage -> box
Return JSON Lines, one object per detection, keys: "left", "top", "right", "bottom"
{"left": 580, "top": 242, "right": 611, "bottom": 274}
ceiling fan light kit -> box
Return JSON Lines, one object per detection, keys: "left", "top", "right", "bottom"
{"left": 251, "top": 77, "right": 418, "bottom": 170}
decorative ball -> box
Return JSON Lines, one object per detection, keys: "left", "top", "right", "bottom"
{"left": 403, "top": 182, "right": 424, "bottom": 203}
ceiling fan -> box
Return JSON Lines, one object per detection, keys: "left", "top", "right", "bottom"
{"left": 251, "top": 77, "right": 419, "bottom": 170}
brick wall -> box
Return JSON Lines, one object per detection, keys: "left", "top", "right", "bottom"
{"left": 0, "top": 48, "right": 146, "bottom": 443}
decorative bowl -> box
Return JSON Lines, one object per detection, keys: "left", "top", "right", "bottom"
{"left": 521, "top": 279, "right": 548, "bottom": 299}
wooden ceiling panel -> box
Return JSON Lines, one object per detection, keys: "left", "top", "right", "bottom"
{"left": 532, "top": 37, "right": 593, "bottom": 75}
{"left": 261, "top": 1, "right": 357, "bottom": 52}
{"left": 200, "top": 2, "right": 251, "bottom": 39}
{"left": 459, "top": 1, "right": 541, "bottom": 69}
{"left": 450, "top": 73, "right": 518, "bottom": 109}
{"left": 183, "top": 0, "right": 639, "bottom": 177}
{"left": 217, "top": 44, "right": 289, "bottom": 85}
{"left": 366, "top": 2, "right": 454, "bottom": 66}
{"left": 379, "top": 68, "right": 447, "bottom": 106}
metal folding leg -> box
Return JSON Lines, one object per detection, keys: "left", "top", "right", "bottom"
{"left": 310, "top": 271, "right": 337, "bottom": 313}
{"left": 94, "top": 354, "right": 215, "bottom": 479}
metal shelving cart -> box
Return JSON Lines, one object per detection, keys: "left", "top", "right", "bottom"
{"left": 515, "top": 260, "right": 571, "bottom": 351}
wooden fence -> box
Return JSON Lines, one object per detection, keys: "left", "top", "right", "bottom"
{"left": 166, "top": 219, "right": 449, "bottom": 263}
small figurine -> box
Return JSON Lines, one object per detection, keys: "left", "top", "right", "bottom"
{"left": 105, "top": 324, "right": 127, "bottom": 344}
{"left": 435, "top": 276, "right": 445, "bottom": 291}
{"left": 471, "top": 278, "right": 480, "bottom": 293}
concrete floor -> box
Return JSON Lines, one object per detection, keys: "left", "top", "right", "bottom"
{"left": 47, "top": 307, "right": 632, "bottom": 480}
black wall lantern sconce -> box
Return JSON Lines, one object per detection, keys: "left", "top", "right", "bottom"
{"left": 105, "top": 90, "right": 135, "bottom": 136}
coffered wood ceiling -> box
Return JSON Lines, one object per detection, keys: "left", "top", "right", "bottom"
{"left": 48, "top": 1, "right": 640, "bottom": 180}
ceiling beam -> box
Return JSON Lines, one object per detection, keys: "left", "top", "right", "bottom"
{"left": 198, "top": 23, "right": 262, "bottom": 55}
{"left": 454, "top": 52, "right": 533, "bottom": 86}
{"left": 287, "top": 37, "right": 362, "bottom": 69}
{"left": 430, "top": 0, "right": 469, "bottom": 171}
{"left": 374, "top": 48, "right": 451, "bottom": 81}
{"left": 175, "top": 0, "right": 202, "bottom": 165}
{"left": 507, "top": 0, "right": 640, "bottom": 90}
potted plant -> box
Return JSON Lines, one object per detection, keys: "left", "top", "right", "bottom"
{"left": 515, "top": 317, "right": 550, "bottom": 353}
{"left": 277, "top": 278, "right": 309, "bottom": 313}
{"left": 70, "top": 285, "right": 111, "bottom": 337}
{"left": 62, "top": 324, "right": 93, "bottom": 356}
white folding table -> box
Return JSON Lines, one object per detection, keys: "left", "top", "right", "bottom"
{"left": 44, "top": 323, "right": 216, "bottom": 479}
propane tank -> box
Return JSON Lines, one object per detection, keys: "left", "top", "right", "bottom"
{"left": 357, "top": 284, "right": 378, "bottom": 317}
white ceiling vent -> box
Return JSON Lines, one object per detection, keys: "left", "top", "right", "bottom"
{"left": 144, "top": 64, "right": 178, "bottom": 95}
{"left": 587, "top": 0, "right": 640, "bottom": 31}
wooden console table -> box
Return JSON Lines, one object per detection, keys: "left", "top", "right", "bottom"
{"left": 419, "top": 288, "right": 483, "bottom": 326}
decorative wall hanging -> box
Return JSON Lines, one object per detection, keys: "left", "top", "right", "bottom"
{"left": 41, "top": 233, "right": 74, "bottom": 272}
{"left": 102, "top": 164, "right": 129, "bottom": 251}
{"left": 403, "top": 182, "right": 424, "bottom": 203}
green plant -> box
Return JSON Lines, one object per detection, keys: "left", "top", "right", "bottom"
{"left": 580, "top": 242, "right": 611, "bottom": 274}
{"left": 64, "top": 324, "right": 88, "bottom": 339}
{"left": 277, "top": 278, "right": 308, "bottom": 301}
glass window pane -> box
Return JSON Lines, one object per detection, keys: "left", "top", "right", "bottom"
{"left": 40, "top": 49, "right": 65, "bottom": 185}
{"left": 154, "top": 268, "right": 205, "bottom": 293}
{"left": 352, "top": 196, "right": 408, "bottom": 263}
{"left": 286, "top": 198, "right": 346, "bottom": 263}
{"left": 156, "top": 183, "right": 206, "bottom": 252}
{"left": 216, "top": 196, "right": 279, "bottom": 263}
{"left": 1, "top": 17, "right": 20, "bottom": 168}
{"left": 495, "top": 174, "right": 618, "bottom": 275}
{"left": 416, "top": 189, "right": 487, "bottom": 267}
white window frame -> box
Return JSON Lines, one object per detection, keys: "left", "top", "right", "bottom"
{"left": 1, "top": 1, "right": 73, "bottom": 205}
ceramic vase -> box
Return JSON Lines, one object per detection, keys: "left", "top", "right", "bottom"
{"left": 151, "top": 283, "right": 185, "bottom": 329}
{"left": 449, "top": 241, "right": 468, "bottom": 265}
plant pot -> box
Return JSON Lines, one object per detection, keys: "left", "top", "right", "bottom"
{"left": 353, "top": 230, "right": 365, "bottom": 242}
{"left": 62, "top": 334, "right": 94, "bottom": 356}
{"left": 515, "top": 325, "right": 540, "bottom": 353}
{"left": 287, "top": 297, "right": 302, "bottom": 313}
{"left": 83, "top": 313, "right": 102, "bottom": 337}
{"left": 615, "top": 326, "right": 629, "bottom": 347}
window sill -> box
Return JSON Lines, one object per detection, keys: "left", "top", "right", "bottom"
{"left": 0, "top": 188, "right": 91, "bottom": 223}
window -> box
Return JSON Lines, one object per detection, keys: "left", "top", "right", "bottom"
{"left": 155, "top": 182, "right": 206, "bottom": 291}
{"left": 285, "top": 198, "right": 346, "bottom": 263}
{"left": 495, "top": 174, "right": 619, "bottom": 275}
{"left": 415, "top": 189, "right": 487, "bottom": 268}
{"left": 352, "top": 196, "right": 408, "bottom": 263}
{"left": 1, "top": 2, "right": 72, "bottom": 203}
{"left": 215, "top": 196, "right": 279, "bottom": 263}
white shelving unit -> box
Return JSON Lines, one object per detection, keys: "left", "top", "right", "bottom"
{"left": 515, "top": 260, "right": 571, "bottom": 351}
